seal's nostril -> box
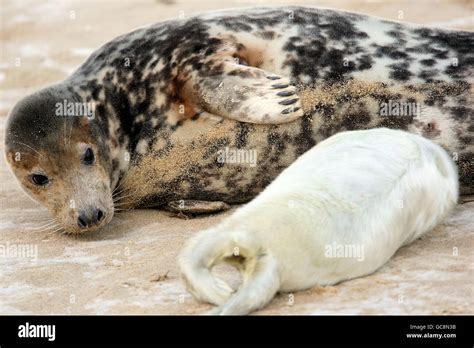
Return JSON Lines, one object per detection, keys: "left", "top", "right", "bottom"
{"left": 77, "top": 215, "right": 88, "bottom": 228}
{"left": 97, "top": 209, "right": 105, "bottom": 222}
{"left": 77, "top": 209, "right": 105, "bottom": 229}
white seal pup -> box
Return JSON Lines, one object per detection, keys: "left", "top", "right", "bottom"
{"left": 4, "top": 6, "right": 473, "bottom": 234}
{"left": 179, "top": 128, "right": 459, "bottom": 315}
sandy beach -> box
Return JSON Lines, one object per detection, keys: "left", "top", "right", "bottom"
{"left": 0, "top": 0, "right": 473, "bottom": 314}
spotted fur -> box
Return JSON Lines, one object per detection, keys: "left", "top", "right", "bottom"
{"left": 4, "top": 7, "right": 474, "bottom": 231}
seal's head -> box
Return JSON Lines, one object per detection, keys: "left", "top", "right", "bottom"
{"left": 4, "top": 85, "right": 114, "bottom": 234}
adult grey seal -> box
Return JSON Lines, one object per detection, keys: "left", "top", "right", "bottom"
{"left": 4, "top": 6, "right": 473, "bottom": 234}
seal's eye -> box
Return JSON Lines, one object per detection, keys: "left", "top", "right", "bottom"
{"left": 83, "top": 148, "right": 95, "bottom": 165}
{"left": 31, "top": 174, "right": 49, "bottom": 186}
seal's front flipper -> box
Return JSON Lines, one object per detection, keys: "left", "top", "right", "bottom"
{"left": 184, "top": 61, "right": 304, "bottom": 124}
{"left": 164, "top": 200, "right": 230, "bottom": 214}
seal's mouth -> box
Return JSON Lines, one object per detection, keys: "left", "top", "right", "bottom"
{"left": 58, "top": 205, "right": 114, "bottom": 235}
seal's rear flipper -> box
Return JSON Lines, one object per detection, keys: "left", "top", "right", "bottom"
{"left": 179, "top": 225, "right": 280, "bottom": 315}
{"left": 184, "top": 60, "right": 304, "bottom": 124}
{"left": 164, "top": 200, "right": 230, "bottom": 214}
{"left": 209, "top": 252, "right": 280, "bottom": 315}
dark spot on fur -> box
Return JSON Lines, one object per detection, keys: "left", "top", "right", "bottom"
{"left": 375, "top": 45, "right": 409, "bottom": 60}
{"left": 257, "top": 30, "right": 276, "bottom": 40}
{"left": 235, "top": 123, "right": 251, "bottom": 148}
{"left": 420, "top": 58, "right": 436, "bottom": 67}
{"left": 388, "top": 62, "right": 412, "bottom": 81}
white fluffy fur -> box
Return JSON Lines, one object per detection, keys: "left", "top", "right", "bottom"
{"left": 179, "top": 128, "right": 459, "bottom": 315}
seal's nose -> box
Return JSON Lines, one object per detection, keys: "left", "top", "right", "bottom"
{"left": 77, "top": 208, "right": 106, "bottom": 228}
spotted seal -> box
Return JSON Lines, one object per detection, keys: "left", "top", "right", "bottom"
{"left": 4, "top": 7, "right": 473, "bottom": 234}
